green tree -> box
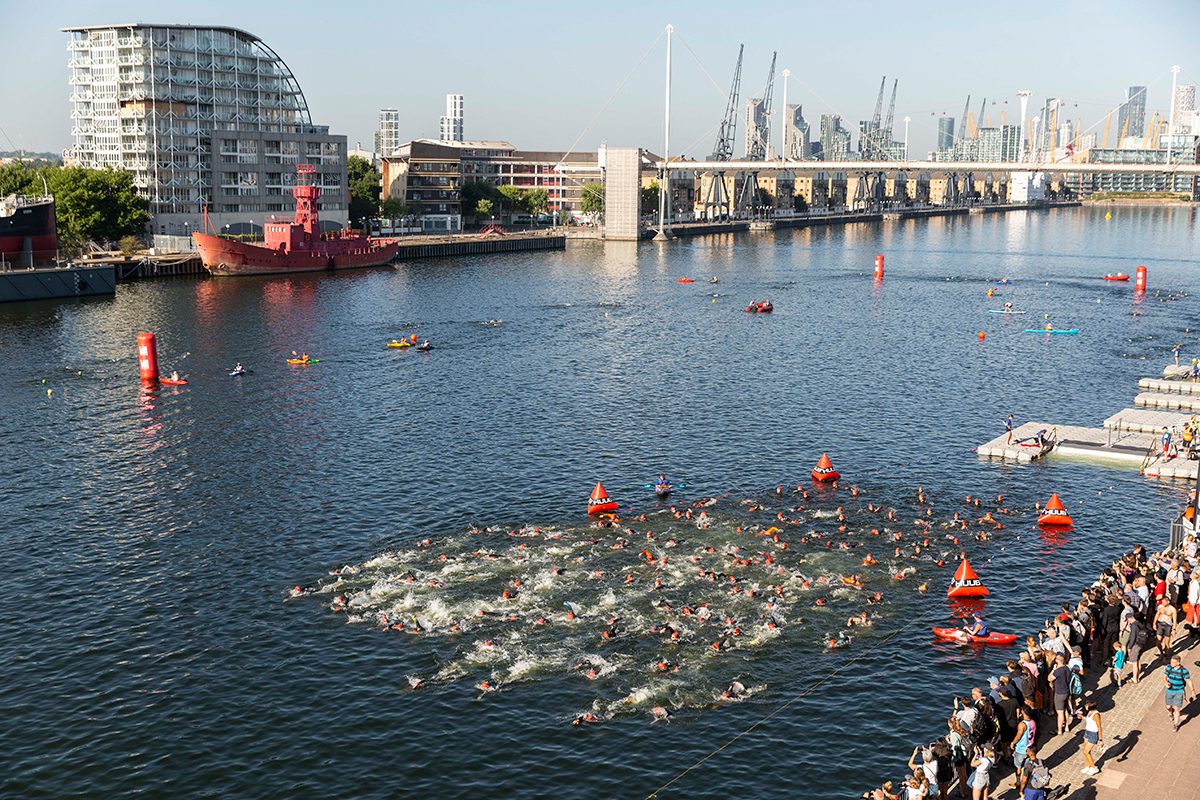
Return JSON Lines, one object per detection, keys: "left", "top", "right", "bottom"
{"left": 476, "top": 198, "right": 494, "bottom": 221}
{"left": 460, "top": 180, "right": 498, "bottom": 216}
{"left": 525, "top": 188, "right": 549, "bottom": 225}
{"left": 497, "top": 185, "right": 525, "bottom": 218}
{"left": 380, "top": 196, "right": 408, "bottom": 219}
{"left": 581, "top": 183, "right": 604, "bottom": 220}
{"left": 347, "top": 154, "right": 381, "bottom": 225}
{"left": 640, "top": 181, "right": 661, "bottom": 222}
{"left": 0, "top": 163, "right": 150, "bottom": 251}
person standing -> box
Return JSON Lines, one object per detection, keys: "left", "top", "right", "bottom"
{"left": 1187, "top": 569, "right": 1200, "bottom": 631}
{"left": 1154, "top": 597, "right": 1178, "bottom": 657}
{"left": 1050, "top": 653, "right": 1071, "bottom": 735}
{"left": 968, "top": 743, "right": 994, "bottom": 800}
{"left": 1080, "top": 700, "right": 1103, "bottom": 775}
{"left": 1010, "top": 706, "right": 1037, "bottom": 792}
{"left": 1004, "top": 414, "right": 1014, "bottom": 445}
{"left": 1164, "top": 654, "right": 1195, "bottom": 731}
{"left": 1125, "top": 612, "right": 1147, "bottom": 684}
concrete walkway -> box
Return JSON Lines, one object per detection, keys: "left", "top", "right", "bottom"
{"left": 994, "top": 631, "right": 1200, "bottom": 800}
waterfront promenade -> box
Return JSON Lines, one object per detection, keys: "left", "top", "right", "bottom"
{"left": 1031, "top": 633, "right": 1200, "bottom": 800}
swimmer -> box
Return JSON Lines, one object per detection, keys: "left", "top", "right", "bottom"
{"left": 847, "top": 611, "right": 872, "bottom": 628}
{"left": 722, "top": 679, "right": 747, "bottom": 700}
{"left": 651, "top": 706, "right": 673, "bottom": 722}
{"left": 572, "top": 712, "right": 601, "bottom": 726}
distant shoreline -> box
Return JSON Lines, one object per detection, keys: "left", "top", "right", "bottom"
{"left": 1082, "top": 197, "right": 1197, "bottom": 207}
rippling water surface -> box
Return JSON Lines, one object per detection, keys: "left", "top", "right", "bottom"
{"left": 2, "top": 206, "right": 1199, "bottom": 799}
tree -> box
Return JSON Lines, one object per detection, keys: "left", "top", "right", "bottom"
{"left": 581, "top": 182, "right": 604, "bottom": 224}
{"left": 497, "top": 185, "right": 525, "bottom": 218}
{"left": 792, "top": 193, "right": 809, "bottom": 212}
{"left": 380, "top": 196, "right": 408, "bottom": 219}
{"left": 525, "top": 188, "right": 549, "bottom": 226}
{"left": 347, "top": 154, "right": 381, "bottom": 225}
{"left": 461, "top": 180, "right": 498, "bottom": 217}
{"left": 118, "top": 235, "right": 143, "bottom": 256}
{"left": 476, "top": 199, "right": 494, "bottom": 221}
{"left": 640, "top": 181, "right": 660, "bottom": 216}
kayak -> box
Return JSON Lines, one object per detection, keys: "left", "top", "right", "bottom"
{"left": 229, "top": 369, "right": 245, "bottom": 377}
{"left": 676, "top": 277, "right": 695, "bottom": 284}
{"left": 416, "top": 344, "right": 432, "bottom": 352}
{"left": 1023, "top": 328, "right": 1079, "bottom": 335}
{"left": 932, "top": 627, "right": 1018, "bottom": 645}
{"left": 160, "top": 377, "right": 188, "bottom": 386}
{"left": 654, "top": 483, "right": 673, "bottom": 500}
{"left": 987, "top": 309, "right": 1027, "bottom": 315}
{"left": 387, "top": 340, "right": 413, "bottom": 348}
{"left": 1103, "top": 274, "right": 1130, "bottom": 281}
{"left": 287, "top": 358, "right": 320, "bottom": 365}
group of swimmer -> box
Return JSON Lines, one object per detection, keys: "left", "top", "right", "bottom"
{"left": 290, "top": 475, "right": 1038, "bottom": 726}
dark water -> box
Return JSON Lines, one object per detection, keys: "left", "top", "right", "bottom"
{"left": 2, "top": 206, "right": 1198, "bottom": 799}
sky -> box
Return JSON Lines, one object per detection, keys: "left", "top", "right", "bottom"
{"left": 1, "top": 0, "right": 1198, "bottom": 159}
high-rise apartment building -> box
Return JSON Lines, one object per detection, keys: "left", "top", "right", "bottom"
{"left": 440, "top": 94, "right": 464, "bottom": 143}
{"left": 63, "top": 24, "right": 347, "bottom": 236}
{"left": 1172, "top": 85, "right": 1197, "bottom": 135}
{"left": 783, "top": 104, "right": 809, "bottom": 160}
{"left": 819, "top": 114, "right": 851, "bottom": 161}
{"left": 375, "top": 108, "right": 402, "bottom": 159}
{"left": 1116, "top": 86, "right": 1147, "bottom": 141}
{"left": 937, "top": 117, "right": 955, "bottom": 150}
{"left": 744, "top": 98, "right": 768, "bottom": 159}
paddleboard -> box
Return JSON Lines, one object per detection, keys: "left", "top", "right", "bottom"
{"left": 987, "top": 310, "right": 1027, "bottom": 315}
{"left": 1023, "top": 328, "right": 1079, "bottom": 335}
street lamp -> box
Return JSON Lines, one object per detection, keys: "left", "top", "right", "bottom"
{"left": 903, "top": 116, "right": 911, "bottom": 161}
{"left": 780, "top": 69, "right": 791, "bottom": 158}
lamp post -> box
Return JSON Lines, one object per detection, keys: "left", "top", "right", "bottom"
{"left": 903, "top": 116, "right": 911, "bottom": 160}
{"left": 1167, "top": 65, "right": 1181, "bottom": 165}
{"left": 780, "top": 68, "right": 791, "bottom": 158}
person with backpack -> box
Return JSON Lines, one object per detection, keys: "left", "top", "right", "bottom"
{"left": 1020, "top": 746, "right": 1052, "bottom": 799}
{"left": 1080, "top": 700, "right": 1103, "bottom": 775}
{"left": 1164, "top": 654, "right": 1195, "bottom": 732}
{"left": 1009, "top": 706, "right": 1037, "bottom": 793}
{"left": 1125, "top": 612, "right": 1148, "bottom": 684}
{"left": 1067, "top": 663, "right": 1084, "bottom": 719}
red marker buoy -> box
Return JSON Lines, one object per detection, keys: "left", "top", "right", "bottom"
{"left": 1135, "top": 264, "right": 1147, "bottom": 293}
{"left": 137, "top": 332, "right": 159, "bottom": 384}
{"left": 587, "top": 482, "right": 619, "bottom": 516}
{"left": 977, "top": 331, "right": 986, "bottom": 341}
{"left": 947, "top": 556, "right": 989, "bottom": 597}
{"left": 811, "top": 453, "right": 841, "bottom": 483}
{"left": 874, "top": 253, "right": 884, "bottom": 281}
{"left": 1038, "top": 493, "right": 1074, "bottom": 527}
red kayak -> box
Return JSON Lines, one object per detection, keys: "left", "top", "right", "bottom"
{"left": 160, "top": 377, "right": 189, "bottom": 386}
{"left": 932, "top": 627, "right": 1018, "bottom": 645}
{"left": 1102, "top": 274, "right": 1130, "bottom": 281}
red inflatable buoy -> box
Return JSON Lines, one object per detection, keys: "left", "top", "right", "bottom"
{"left": 587, "top": 481, "right": 619, "bottom": 516}
{"left": 947, "top": 556, "right": 989, "bottom": 597}
{"left": 811, "top": 453, "right": 840, "bottom": 483}
{"left": 1038, "top": 493, "right": 1073, "bottom": 526}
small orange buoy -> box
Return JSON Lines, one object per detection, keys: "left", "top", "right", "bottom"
{"left": 977, "top": 331, "right": 986, "bottom": 341}
{"left": 587, "top": 482, "right": 619, "bottom": 516}
{"left": 1037, "top": 493, "right": 1074, "bottom": 527}
{"left": 812, "top": 453, "right": 840, "bottom": 483}
{"left": 947, "top": 556, "right": 989, "bottom": 597}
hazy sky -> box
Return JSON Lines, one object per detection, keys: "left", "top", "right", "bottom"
{"left": 2, "top": 0, "right": 1197, "bottom": 158}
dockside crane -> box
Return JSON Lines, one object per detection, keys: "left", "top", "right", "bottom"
{"left": 958, "top": 95, "right": 971, "bottom": 144}
{"left": 881, "top": 78, "right": 898, "bottom": 157}
{"left": 737, "top": 51, "right": 776, "bottom": 219}
{"left": 703, "top": 44, "right": 743, "bottom": 220}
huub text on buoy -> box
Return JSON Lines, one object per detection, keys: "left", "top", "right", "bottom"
{"left": 1038, "top": 493, "right": 1073, "bottom": 526}
{"left": 1135, "top": 265, "right": 1147, "bottom": 293}
{"left": 874, "top": 254, "right": 884, "bottom": 281}
{"left": 812, "top": 453, "right": 840, "bottom": 483}
{"left": 137, "top": 332, "right": 159, "bottom": 384}
{"left": 947, "top": 556, "right": 989, "bottom": 597}
{"left": 587, "top": 482, "right": 619, "bottom": 516}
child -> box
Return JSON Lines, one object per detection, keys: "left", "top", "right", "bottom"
{"left": 1111, "top": 640, "right": 1128, "bottom": 686}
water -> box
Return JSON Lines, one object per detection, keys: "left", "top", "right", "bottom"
{"left": 2, "top": 206, "right": 1198, "bottom": 799}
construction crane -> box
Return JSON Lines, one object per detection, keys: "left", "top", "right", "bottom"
{"left": 702, "top": 45, "right": 743, "bottom": 220}
{"left": 958, "top": 95, "right": 971, "bottom": 143}
{"left": 976, "top": 98, "right": 987, "bottom": 137}
{"left": 1143, "top": 111, "right": 1159, "bottom": 149}
{"left": 881, "top": 78, "right": 898, "bottom": 156}
{"left": 738, "top": 52, "right": 776, "bottom": 219}
{"left": 1101, "top": 110, "right": 1112, "bottom": 149}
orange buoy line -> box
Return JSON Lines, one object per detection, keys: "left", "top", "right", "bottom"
{"left": 946, "top": 555, "right": 988, "bottom": 597}
{"left": 587, "top": 481, "right": 619, "bottom": 516}
{"left": 1037, "top": 492, "right": 1074, "bottom": 526}
{"left": 811, "top": 453, "right": 840, "bottom": 483}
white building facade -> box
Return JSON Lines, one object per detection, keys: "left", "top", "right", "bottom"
{"left": 440, "top": 94, "right": 464, "bottom": 143}
{"left": 63, "top": 23, "right": 348, "bottom": 237}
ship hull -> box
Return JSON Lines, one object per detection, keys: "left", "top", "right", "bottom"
{"left": 192, "top": 232, "right": 400, "bottom": 277}
{"left": 0, "top": 199, "right": 58, "bottom": 265}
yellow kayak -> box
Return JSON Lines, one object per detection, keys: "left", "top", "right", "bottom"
{"left": 387, "top": 340, "right": 413, "bottom": 348}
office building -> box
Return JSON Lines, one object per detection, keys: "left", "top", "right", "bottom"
{"left": 1116, "top": 86, "right": 1147, "bottom": 141}
{"left": 819, "top": 114, "right": 851, "bottom": 161}
{"left": 440, "top": 94, "right": 464, "bottom": 143}
{"left": 1173, "top": 85, "right": 1197, "bottom": 135}
{"left": 63, "top": 23, "right": 347, "bottom": 237}
{"left": 937, "top": 117, "right": 955, "bottom": 150}
{"left": 375, "top": 108, "right": 402, "bottom": 159}
{"left": 744, "top": 98, "right": 769, "bottom": 159}
{"left": 783, "top": 104, "right": 809, "bottom": 160}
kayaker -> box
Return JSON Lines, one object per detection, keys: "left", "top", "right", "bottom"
{"left": 1003, "top": 302, "right": 1013, "bottom": 312}
{"left": 169, "top": 370, "right": 180, "bottom": 382}
{"left": 233, "top": 362, "right": 243, "bottom": 372}
{"left": 964, "top": 613, "right": 989, "bottom": 637}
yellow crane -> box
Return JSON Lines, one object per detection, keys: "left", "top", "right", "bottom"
{"left": 1101, "top": 110, "right": 1112, "bottom": 149}
{"left": 1118, "top": 116, "right": 1129, "bottom": 148}
{"left": 1149, "top": 116, "right": 1165, "bottom": 149}
{"left": 1143, "top": 111, "right": 1159, "bottom": 149}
